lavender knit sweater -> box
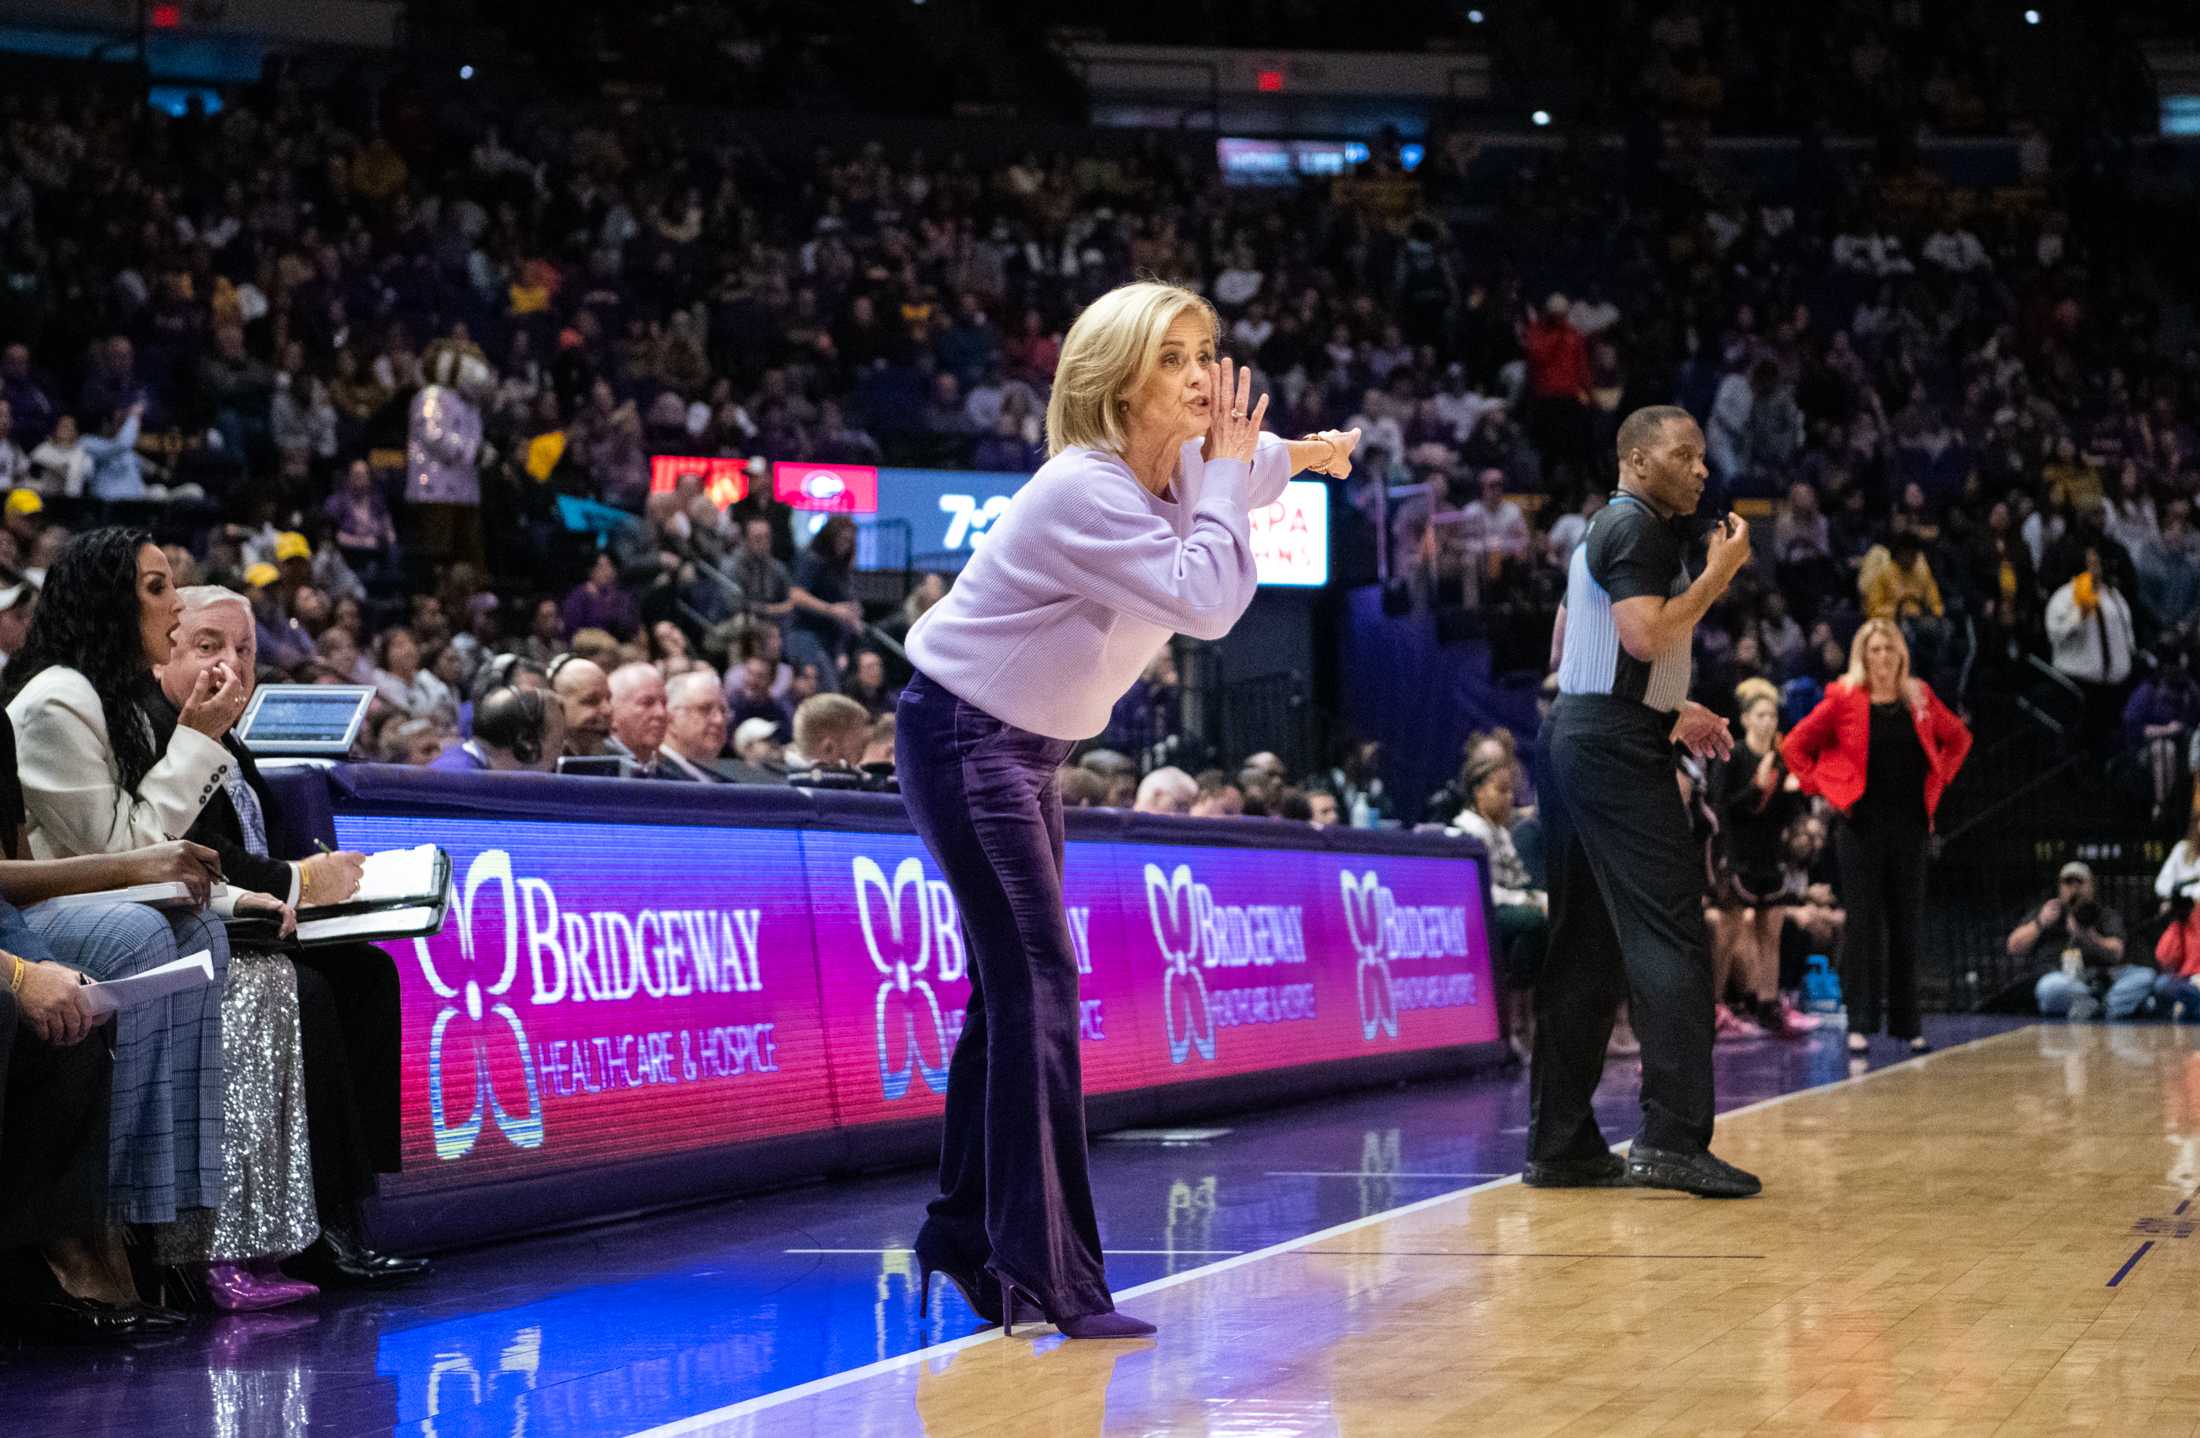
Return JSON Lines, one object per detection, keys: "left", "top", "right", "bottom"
{"left": 907, "top": 432, "right": 1292, "bottom": 740}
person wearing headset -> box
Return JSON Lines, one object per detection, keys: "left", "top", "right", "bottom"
{"left": 429, "top": 684, "right": 563, "bottom": 772}
{"left": 434, "top": 655, "right": 562, "bottom": 772}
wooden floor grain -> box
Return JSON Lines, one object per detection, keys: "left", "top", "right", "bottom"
{"left": 642, "top": 1024, "right": 2200, "bottom": 1437}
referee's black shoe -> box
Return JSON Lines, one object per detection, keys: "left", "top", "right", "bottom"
{"left": 1523, "top": 1153, "right": 1629, "bottom": 1188}
{"left": 1626, "top": 1146, "right": 1761, "bottom": 1198}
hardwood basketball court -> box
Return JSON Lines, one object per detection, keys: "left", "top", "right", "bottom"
{"left": 635, "top": 1023, "right": 2200, "bottom": 1437}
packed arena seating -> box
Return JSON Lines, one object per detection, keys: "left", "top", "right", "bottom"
{"left": 5, "top": 3, "right": 2200, "bottom": 1416}
{"left": 0, "top": 47, "right": 2190, "bottom": 835}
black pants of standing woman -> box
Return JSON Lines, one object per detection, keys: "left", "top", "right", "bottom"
{"left": 1834, "top": 813, "right": 1930, "bottom": 1040}
{"left": 894, "top": 672, "right": 1115, "bottom": 1322}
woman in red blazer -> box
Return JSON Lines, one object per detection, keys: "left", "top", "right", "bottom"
{"left": 1781, "top": 619, "right": 1972, "bottom": 1056}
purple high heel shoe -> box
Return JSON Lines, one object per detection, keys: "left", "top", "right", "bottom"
{"left": 915, "top": 1229, "right": 1002, "bottom": 1326}
{"left": 202, "top": 1262, "right": 317, "bottom": 1312}
{"left": 995, "top": 1270, "right": 1155, "bottom": 1340}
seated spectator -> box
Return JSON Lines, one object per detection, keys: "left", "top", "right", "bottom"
{"left": 731, "top": 717, "right": 786, "bottom": 775}
{"left": 26, "top": 415, "right": 88, "bottom": 497}
{"left": 607, "top": 661, "right": 672, "bottom": 776}
{"left": 2124, "top": 650, "right": 2200, "bottom": 823}
{"left": 2151, "top": 809, "right": 2200, "bottom": 1021}
{"left": 429, "top": 684, "right": 562, "bottom": 772}
{"left": 659, "top": 669, "right": 732, "bottom": 783}
{"left": 5, "top": 528, "right": 314, "bottom": 1311}
{"left": 787, "top": 693, "right": 871, "bottom": 775}
{"left": 1134, "top": 766, "right": 1198, "bottom": 815}
{"left": 1305, "top": 787, "right": 1341, "bottom": 827}
{"left": 372, "top": 626, "right": 456, "bottom": 724}
{"left": 730, "top": 518, "right": 795, "bottom": 627}
{"left": 0, "top": 905, "right": 117, "bottom": 1340}
{"left": 150, "top": 586, "right": 430, "bottom": 1287}
{"left": 0, "top": 573, "right": 31, "bottom": 683}
{"left": 0, "top": 709, "right": 246, "bottom": 1333}
{"left": 862, "top": 714, "right": 897, "bottom": 769}
{"left": 550, "top": 654, "right": 614, "bottom": 758}
{"left": 562, "top": 552, "right": 641, "bottom": 643}
{"left": 517, "top": 598, "right": 567, "bottom": 667}
{"left": 726, "top": 652, "right": 793, "bottom": 741}
{"left": 568, "top": 627, "right": 622, "bottom": 670}
{"left": 322, "top": 459, "right": 399, "bottom": 594}
{"left": 1191, "top": 773, "right": 1243, "bottom": 817}
{"left": 1451, "top": 753, "right": 1547, "bottom": 1063}
{"left": 1237, "top": 755, "right": 1286, "bottom": 815}
{"left": 1, "top": 346, "right": 56, "bottom": 451}
{"left": 1776, "top": 812, "right": 1846, "bottom": 992}
{"left": 316, "top": 627, "right": 372, "bottom": 686}
{"left": 383, "top": 717, "right": 456, "bottom": 765}
{"left": 1059, "top": 765, "right": 1110, "bottom": 808}
{"left": 844, "top": 648, "right": 896, "bottom": 717}
{"left": 1103, "top": 650, "right": 1181, "bottom": 760}
{"left": 1459, "top": 468, "right": 1532, "bottom": 575}
{"left": 2020, "top": 862, "right": 2149, "bottom": 1021}
{"left": 1078, "top": 749, "right": 1140, "bottom": 809}
{"left": 1859, "top": 528, "right": 1945, "bottom": 620}
{"left": 787, "top": 517, "right": 864, "bottom": 692}
{"left": 1544, "top": 491, "right": 1603, "bottom": 570}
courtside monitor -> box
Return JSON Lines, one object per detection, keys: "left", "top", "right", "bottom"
{"left": 237, "top": 684, "right": 375, "bottom": 757}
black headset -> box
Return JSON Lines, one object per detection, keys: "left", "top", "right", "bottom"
{"left": 474, "top": 684, "right": 548, "bottom": 766}
{"left": 473, "top": 650, "right": 547, "bottom": 706}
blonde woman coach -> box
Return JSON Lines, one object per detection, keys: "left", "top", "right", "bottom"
{"left": 897, "top": 280, "right": 1356, "bottom": 1340}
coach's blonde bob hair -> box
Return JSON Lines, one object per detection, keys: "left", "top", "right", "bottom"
{"left": 1843, "top": 617, "right": 1911, "bottom": 690}
{"left": 1045, "top": 280, "right": 1219, "bottom": 459}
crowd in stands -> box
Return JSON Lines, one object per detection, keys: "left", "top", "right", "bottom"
{"left": 0, "top": 49, "right": 2182, "bottom": 1085}
{"left": 0, "top": 69, "right": 2186, "bottom": 786}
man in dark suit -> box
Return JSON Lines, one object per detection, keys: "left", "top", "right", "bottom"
{"left": 659, "top": 670, "right": 733, "bottom": 783}
{"left": 153, "top": 587, "right": 427, "bottom": 1286}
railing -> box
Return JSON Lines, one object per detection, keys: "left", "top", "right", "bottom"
{"left": 1219, "top": 671, "right": 1322, "bottom": 783}
{"left": 851, "top": 519, "right": 914, "bottom": 608}
{"left": 1922, "top": 663, "right": 2167, "bottom": 1010}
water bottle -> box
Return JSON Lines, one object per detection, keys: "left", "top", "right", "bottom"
{"left": 1801, "top": 955, "right": 1844, "bottom": 1015}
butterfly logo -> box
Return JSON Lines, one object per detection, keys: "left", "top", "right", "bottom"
{"left": 854, "top": 855, "right": 952, "bottom": 1100}
{"left": 1145, "top": 862, "right": 1214, "bottom": 1064}
{"left": 1340, "top": 870, "right": 1398, "bottom": 1041}
{"left": 415, "top": 849, "right": 545, "bottom": 1160}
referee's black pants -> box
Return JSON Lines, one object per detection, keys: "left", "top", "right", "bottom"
{"left": 1529, "top": 695, "right": 1717, "bottom": 1162}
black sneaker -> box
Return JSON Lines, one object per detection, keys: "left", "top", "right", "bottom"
{"left": 1626, "top": 1146, "right": 1761, "bottom": 1198}
{"left": 1524, "top": 1153, "right": 1629, "bottom": 1188}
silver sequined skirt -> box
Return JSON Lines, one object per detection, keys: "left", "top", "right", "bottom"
{"left": 155, "top": 951, "right": 319, "bottom": 1264}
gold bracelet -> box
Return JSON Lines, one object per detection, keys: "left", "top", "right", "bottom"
{"left": 6, "top": 953, "right": 24, "bottom": 995}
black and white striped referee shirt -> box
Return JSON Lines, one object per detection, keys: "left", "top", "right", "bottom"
{"left": 1555, "top": 491, "right": 1693, "bottom": 713}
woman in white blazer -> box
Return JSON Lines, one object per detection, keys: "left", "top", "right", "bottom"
{"left": 5, "top": 528, "right": 319, "bottom": 1312}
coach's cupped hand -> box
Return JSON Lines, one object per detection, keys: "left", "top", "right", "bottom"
{"left": 1202, "top": 358, "right": 1268, "bottom": 465}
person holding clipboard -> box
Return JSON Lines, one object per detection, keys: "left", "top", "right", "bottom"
{"left": 6, "top": 528, "right": 317, "bottom": 1310}
{"left": 147, "top": 583, "right": 428, "bottom": 1287}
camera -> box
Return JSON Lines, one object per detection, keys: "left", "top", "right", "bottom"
{"left": 2072, "top": 899, "right": 2102, "bottom": 930}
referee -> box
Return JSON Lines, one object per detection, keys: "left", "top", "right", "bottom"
{"left": 1526, "top": 404, "right": 1761, "bottom": 1198}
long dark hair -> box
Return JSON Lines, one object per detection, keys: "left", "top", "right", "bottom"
{"left": 4, "top": 527, "right": 162, "bottom": 797}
